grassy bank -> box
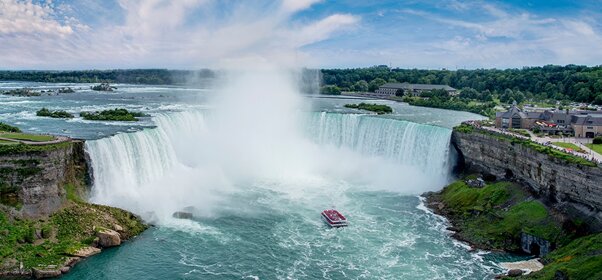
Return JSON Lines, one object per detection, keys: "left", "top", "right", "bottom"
{"left": 586, "top": 143, "right": 602, "bottom": 155}
{"left": 0, "top": 200, "right": 146, "bottom": 271}
{"left": 427, "top": 179, "right": 571, "bottom": 252}
{"left": 519, "top": 233, "right": 602, "bottom": 279}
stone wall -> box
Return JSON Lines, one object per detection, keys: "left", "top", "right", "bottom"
{"left": 451, "top": 130, "right": 602, "bottom": 231}
{"left": 0, "top": 141, "right": 88, "bottom": 218}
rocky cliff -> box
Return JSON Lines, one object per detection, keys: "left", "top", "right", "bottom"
{"left": 451, "top": 129, "right": 602, "bottom": 231}
{"left": 0, "top": 141, "right": 88, "bottom": 218}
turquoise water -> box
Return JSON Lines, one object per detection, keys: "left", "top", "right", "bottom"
{"left": 63, "top": 195, "right": 500, "bottom": 279}
{"left": 1, "top": 81, "right": 505, "bottom": 279}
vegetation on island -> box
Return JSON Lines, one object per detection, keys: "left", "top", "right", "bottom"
{"left": 57, "top": 87, "right": 75, "bottom": 93}
{"left": 80, "top": 108, "right": 145, "bottom": 122}
{"left": 90, "top": 83, "right": 116, "bottom": 91}
{"left": 1, "top": 88, "right": 40, "bottom": 97}
{"left": 36, "top": 108, "right": 74, "bottom": 119}
{"left": 344, "top": 103, "right": 393, "bottom": 114}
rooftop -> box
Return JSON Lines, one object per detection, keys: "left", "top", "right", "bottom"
{"left": 379, "top": 82, "right": 456, "bottom": 91}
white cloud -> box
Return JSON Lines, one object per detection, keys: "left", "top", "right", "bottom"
{"left": 0, "top": 0, "right": 358, "bottom": 69}
{"left": 0, "top": 0, "right": 73, "bottom": 35}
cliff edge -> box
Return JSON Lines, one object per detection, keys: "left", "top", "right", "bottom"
{"left": 450, "top": 125, "right": 602, "bottom": 231}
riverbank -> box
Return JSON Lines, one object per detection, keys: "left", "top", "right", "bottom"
{"left": 0, "top": 127, "right": 147, "bottom": 278}
{"left": 424, "top": 177, "right": 602, "bottom": 279}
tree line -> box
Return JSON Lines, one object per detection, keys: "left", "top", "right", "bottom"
{"left": 0, "top": 69, "right": 215, "bottom": 85}
{"left": 321, "top": 65, "right": 602, "bottom": 104}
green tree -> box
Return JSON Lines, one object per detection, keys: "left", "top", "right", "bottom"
{"left": 368, "top": 78, "right": 387, "bottom": 92}
{"left": 320, "top": 85, "right": 341, "bottom": 95}
{"left": 353, "top": 80, "right": 369, "bottom": 92}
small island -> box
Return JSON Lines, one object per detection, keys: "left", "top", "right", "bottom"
{"left": 90, "top": 83, "right": 116, "bottom": 91}
{"left": 57, "top": 87, "right": 75, "bottom": 94}
{"left": 344, "top": 103, "right": 393, "bottom": 114}
{"left": 2, "top": 88, "right": 41, "bottom": 97}
{"left": 80, "top": 108, "right": 145, "bottom": 122}
{"left": 36, "top": 108, "right": 74, "bottom": 119}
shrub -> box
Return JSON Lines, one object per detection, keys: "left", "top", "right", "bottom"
{"left": 36, "top": 108, "right": 74, "bottom": 118}
{"left": 593, "top": 136, "right": 602, "bottom": 145}
{"left": 0, "top": 122, "right": 21, "bottom": 133}
{"left": 344, "top": 103, "right": 393, "bottom": 114}
{"left": 80, "top": 108, "right": 145, "bottom": 122}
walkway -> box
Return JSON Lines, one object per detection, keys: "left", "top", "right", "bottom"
{"left": 472, "top": 124, "right": 602, "bottom": 164}
{"left": 0, "top": 136, "right": 70, "bottom": 146}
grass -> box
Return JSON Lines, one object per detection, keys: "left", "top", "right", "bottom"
{"left": 508, "top": 128, "right": 531, "bottom": 138}
{"left": 523, "top": 233, "right": 602, "bottom": 280}
{"left": 0, "top": 133, "right": 55, "bottom": 142}
{"left": 552, "top": 142, "right": 586, "bottom": 153}
{"left": 0, "top": 142, "right": 72, "bottom": 156}
{"left": 436, "top": 180, "right": 569, "bottom": 251}
{"left": 585, "top": 143, "right": 602, "bottom": 155}
{"left": 465, "top": 127, "right": 598, "bottom": 167}
{"left": 0, "top": 201, "right": 147, "bottom": 271}
{"left": 0, "top": 140, "right": 18, "bottom": 145}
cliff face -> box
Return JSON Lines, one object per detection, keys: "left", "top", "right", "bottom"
{"left": 451, "top": 130, "right": 602, "bottom": 230}
{"left": 0, "top": 141, "right": 88, "bottom": 218}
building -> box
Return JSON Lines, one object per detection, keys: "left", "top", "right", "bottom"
{"left": 572, "top": 115, "right": 602, "bottom": 138}
{"left": 495, "top": 104, "right": 602, "bottom": 138}
{"left": 495, "top": 103, "right": 543, "bottom": 129}
{"left": 375, "top": 83, "right": 457, "bottom": 96}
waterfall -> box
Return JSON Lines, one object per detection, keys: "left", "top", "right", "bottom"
{"left": 86, "top": 110, "right": 454, "bottom": 218}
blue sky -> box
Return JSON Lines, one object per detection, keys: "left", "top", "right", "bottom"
{"left": 1, "top": 0, "right": 601, "bottom": 69}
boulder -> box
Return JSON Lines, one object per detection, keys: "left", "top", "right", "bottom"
{"left": 172, "top": 211, "right": 193, "bottom": 219}
{"left": 507, "top": 269, "right": 524, "bottom": 277}
{"left": 32, "top": 267, "right": 61, "bottom": 279}
{"left": 60, "top": 266, "right": 70, "bottom": 274}
{"left": 71, "top": 247, "right": 101, "bottom": 258}
{"left": 96, "top": 228, "right": 121, "bottom": 247}
{"left": 113, "top": 224, "right": 124, "bottom": 232}
{"left": 63, "top": 257, "right": 81, "bottom": 267}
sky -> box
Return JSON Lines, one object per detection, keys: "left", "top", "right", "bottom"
{"left": 0, "top": 0, "right": 601, "bottom": 69}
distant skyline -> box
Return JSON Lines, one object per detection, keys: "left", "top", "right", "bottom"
{"left": 1, "top": 0, "right": 602, "bottom": 69}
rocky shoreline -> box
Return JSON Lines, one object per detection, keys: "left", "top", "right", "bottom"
{"left": 0, "top": 137, "right": 147, "bottom": 279}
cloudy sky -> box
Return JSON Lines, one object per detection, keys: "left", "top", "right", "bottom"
{"left": 1, "top": 0, "right": 601, "bottom": 69}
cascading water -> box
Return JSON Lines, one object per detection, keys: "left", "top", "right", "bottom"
{"left": 86, "top": 110, "right": 454, "bottom": 221}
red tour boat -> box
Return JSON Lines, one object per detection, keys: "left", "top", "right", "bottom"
{"left": 321, "top": 209, "right": 348, "bottom": 227}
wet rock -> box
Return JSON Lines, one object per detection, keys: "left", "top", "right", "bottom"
{"left": 60, "top": 266, "right": 70, "bottom": 274}
{"left": 446, "top": 226, "right": 461, "bottom": 232}
{"left": 507, "top": 269, "right": 524, "bottom": 277}
{"left": 554, "top": 269, "right": 569, "bottom": 280}
{"left": 63, "top": 257, "right": 81, "bottom": 267}
{"left": 113, "top": 224, "right": 123, "bottom": 232}
{"left": 32, "top": 267, "right": 61, "bottom": 279}
{"left": 96, "top": 228, "right": 121, "bottom": 247}
{"left": 71, "top": 247, "right": 101, "bottom": 258}
{"left": 172, "top": 211, "right": 193, "bottom": 219}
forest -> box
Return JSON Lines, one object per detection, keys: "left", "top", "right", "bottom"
{"left": 321, "top": 65, "right": 602, "bottom": 105}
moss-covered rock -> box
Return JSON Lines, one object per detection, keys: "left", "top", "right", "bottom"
{"left": 426, "top": 179, "right": 571, "bottom": 252}
{"left": 519, "top": 233, "right": 602, "bottom": 280}
{"left": 0, "top": 201, "right": 147, "bottom": 275}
